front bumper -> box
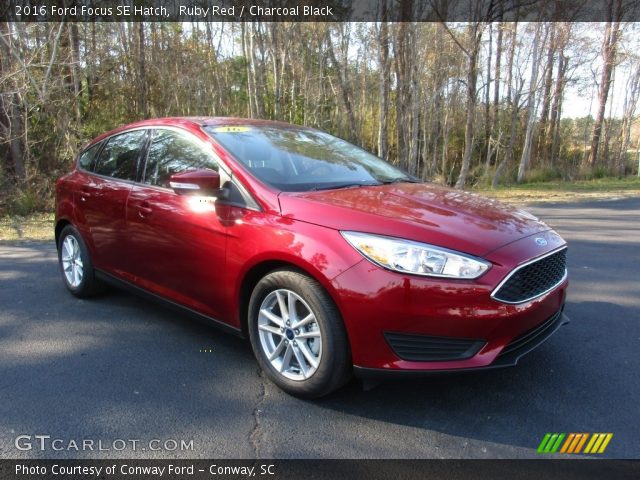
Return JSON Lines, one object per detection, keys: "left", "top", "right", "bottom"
{"left": 330, "top": 231, "right": 569, "bottom": 373}
{"left": 353, "top": 310, "right": 569, "bottom": 379}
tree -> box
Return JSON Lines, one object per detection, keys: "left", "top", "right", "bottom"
{"left": 493, "top": 23, "right": 521, "bottom": 187}
{"left": 138, "top": 23, "right": 148, "bottom": 118}
{"left": 326, "top": 25, "right": 357, "bottom": 141}
{"left": 616, "top": 56, "right": 640, "bottom": 174}
{"left": 450, "top": 21, "right": 484, "bottom": 189}
{"left": 586, "top": 0, "right": 623, "bottom": 167}
{"left": 377, "top": 1, "right": 390, "bottom": 160}
{"left": 517, "top": 24, "right": 544, "bottom": 183}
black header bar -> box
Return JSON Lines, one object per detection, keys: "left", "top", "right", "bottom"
{"left": 3, "top": 0, "right": 640, "bottom": 22}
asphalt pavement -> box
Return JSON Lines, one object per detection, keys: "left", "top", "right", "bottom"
{"left": 0, "top": 197, "right": 638, "bottom": 459}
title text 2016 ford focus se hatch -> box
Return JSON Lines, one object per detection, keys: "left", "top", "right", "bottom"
{"left": 55, "top": 117, "right": 569, "bottom": 397}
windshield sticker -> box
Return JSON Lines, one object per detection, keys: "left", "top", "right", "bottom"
{"left": 212, "top": 126, "right": 251, "bottom": 133}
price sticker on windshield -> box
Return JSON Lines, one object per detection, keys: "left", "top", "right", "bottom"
{"left": 212, "top": 126, "right": 251, "bottom": 133}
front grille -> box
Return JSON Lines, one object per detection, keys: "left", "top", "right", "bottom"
{"left": 492, "top": 248, "right": 567, "bottom": 304}
{"left": 384, "top": 332, "right": 485, "bottom": 362}
{"left": 498, "top": 310, "right": 563, "bottom": 358}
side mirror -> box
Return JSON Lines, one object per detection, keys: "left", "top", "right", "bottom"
{"left": 169, "top": 169, "right": 225, "bottom": 198}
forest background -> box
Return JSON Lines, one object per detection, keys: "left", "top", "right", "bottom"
{"left": 2, "top": 10, "right": 640, "bottom": 224}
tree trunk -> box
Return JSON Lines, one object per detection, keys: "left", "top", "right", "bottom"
{"left": 377, "top": 4, "right": 390, "bottom": 160}
{"left": 138, "top": 23, "right": 148, "bottom": 118}
{"left": 616, "top": 63, "right": 640, "bottom": 175}
{"left": 455, "top": 23, "right": 482, "bottom": 189}
{"left": 431, "top": 24, "right": 446, "bottom": 176}
{"left": 484, "top": 23, "right": 492, "bottom": 167}
{"left": 70, "top": 23, "right": 82, "bottom": 122}
{"left": 493, "top": 25, "right": 520, "bottom": 188}
{"left": 394, "top": 20, "right": 410, "bottom": 169}
{"left": 408, "top": 33, "right": 420, "bottom": 176}
{"left": 549, "top": 51, "right": 567, "bottom": 167}
{"left": 493, "top": 22, "right": 503, "bottom": 113}
{"left": 517, "top": 25, "right": 542, "bottom": 183}
{"left": 493, "top": 91, "right": 520, "bottom": 188}
{"left": 586, "top": 1, "right": 622, "bottom": 167}
{"left": 248, "top": 22, "right": 265, "bottom": 118}
{"left": 0, "top": 22, "right": 26, "bottom": 183}
{"left": 487, "top": 20, "right": 503, "bottom": 173}
{"left": 326, "top": 28, "right": 357, "bottom": 141}
{"left": 538, "top": 23, "right": 555, "bottom": 166}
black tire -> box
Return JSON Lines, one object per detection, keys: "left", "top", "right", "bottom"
{"left": 57, "top": 225, "right": 103, "bottom": 297}
{"left": 248, "top": 269, "right": 351, "bottom": 398}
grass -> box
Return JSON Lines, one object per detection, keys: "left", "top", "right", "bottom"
{"left": 1, "top": 177, "right": 638, "bottom": 242}
{"left": 0, "top": 213, "right": 55, "bottom": 243}
{"left": 474, "top": 176, "right": 640, "bottom": 204}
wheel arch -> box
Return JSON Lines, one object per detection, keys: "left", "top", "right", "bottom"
{"left": 237, "top": 258, "right": 345, "bottom": 340}
{"left": 55, "top": 219, "right": 72, "bottom": 246}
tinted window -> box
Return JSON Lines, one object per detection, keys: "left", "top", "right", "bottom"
{"left": 78, "top": 142, "right": 102, "bottom": 171}
{"left": 94, "top": 130, "right": 147, "bottom": 180}
{"left": 204, "top": 125, "right": 412, "bottom": 192}
{"left": 143, "top": 129, "right": 218, "bottom": 188}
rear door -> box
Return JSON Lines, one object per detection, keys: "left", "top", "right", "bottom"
{"left": 76, "top": 129, "right": 148, "bottom": 275}
{"left": 124, "top": 128, "right": 229, "bottom": 319}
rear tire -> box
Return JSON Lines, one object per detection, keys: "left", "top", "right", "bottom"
{"left": 57, "top": 225, "right": 103, "bottom": 297}
{"left": 248, "top": 269, "right": 351, "bottom": 398}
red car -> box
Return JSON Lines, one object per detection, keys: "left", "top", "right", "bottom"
{"left": 55, "top": 117, "right": 569, "bottom": 397}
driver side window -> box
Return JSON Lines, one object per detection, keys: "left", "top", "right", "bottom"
{"left": 143, "top": 129, "right": 218, "bottom": 188}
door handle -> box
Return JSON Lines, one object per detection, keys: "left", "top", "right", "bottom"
{"left": 138, "top": 202, "right": 153, "bottom": 218}
{"left": 79, "top": 189, "right": 91, "bottom": 202}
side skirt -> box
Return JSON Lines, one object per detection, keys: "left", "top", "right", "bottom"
{"left": 95, "top": 270, "right": 244, "bottom": 338}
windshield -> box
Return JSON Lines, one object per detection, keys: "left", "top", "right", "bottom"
{"left": 204, "top": 125, "right": 415, "bottom": 192}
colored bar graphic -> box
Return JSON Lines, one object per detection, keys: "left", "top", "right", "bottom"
{"left": 584, "top": 434, "right": 598, "bottom": 453}
{"left": 575, "top": 433, "right": 589, "bottom": 453}
{"left": 567, "top": 434, "right": 581, "bottom": 453}
{"left": 598, "top": 434, "right": 613, "bottom": 453}
{"left": 592, "top": 433, "right": 606, "bottom": 452}
{"left": 539, "top": 433, "right": 612, "bottom": 454}
{"left": 537, "top": 434, "right": 552, "bottom": 453}
{"left": 584, "top": 433, "right": 614, "bottom": 454}
{"left": 545, "top": 434, "right": 559, "bottom": 453}
{"left": 537, "top": 433, "right": 565, "bottom": 453}
{"left": 560, "top": 433, "right": 575, "bottom": 453}
{"left": 550, "top": 433, "right": 565, "bottom": 453}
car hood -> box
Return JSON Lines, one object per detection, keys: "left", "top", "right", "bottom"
{"left": 278, "top": 183, "right": 551, "bottom": 257}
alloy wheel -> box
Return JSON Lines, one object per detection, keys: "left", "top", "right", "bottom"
{"left": 61, "top": 235, "right": 84, "bottom": 288}
{"left": 257, "top": 289, "right": 322, "bottom": 381}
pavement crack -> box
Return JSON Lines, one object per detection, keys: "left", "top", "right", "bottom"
{"left": 249, "top": 367, "right": 266, "bottom": 459}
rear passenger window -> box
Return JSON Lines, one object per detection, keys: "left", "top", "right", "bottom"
{"left": 94, "top": 130, "right": 147, "bottom": 181}
{"left": 77, "top": 142, "right": 102, "bottom": 171}
{"left": 143, "top": 129, "right": 218, "bottom": 188}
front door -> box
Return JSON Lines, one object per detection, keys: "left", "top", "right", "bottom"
{"left": 124, "top": 128, "right": 228, "bottom": 319}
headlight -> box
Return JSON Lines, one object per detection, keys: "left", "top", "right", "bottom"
{"left": 341, "top": 231, "right": 490, "bottom": 279}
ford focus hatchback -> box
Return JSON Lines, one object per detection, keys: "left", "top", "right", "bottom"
{"left": 55, "top": 117, "right": 569, "bottom": 397}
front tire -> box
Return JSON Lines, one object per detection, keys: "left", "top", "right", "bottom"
{"left": 248, "top": 269, "right": 351, "bottom": 398}
{"left": 57, "top": 225, "right": 103, "bottom": 297}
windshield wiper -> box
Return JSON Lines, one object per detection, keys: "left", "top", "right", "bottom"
{"left": 378, "top": 177, "right": 421, "bottom": 184}
{"left": 310, "top": 182, "right": 381, "bottom": 192}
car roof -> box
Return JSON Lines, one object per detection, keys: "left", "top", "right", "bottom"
{"left": 86, "top": 117, "right": 301, "bottom": 149}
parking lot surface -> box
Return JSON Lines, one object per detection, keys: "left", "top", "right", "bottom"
{"left": 1, "top": 198, "right": 638, "bottom": 458}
